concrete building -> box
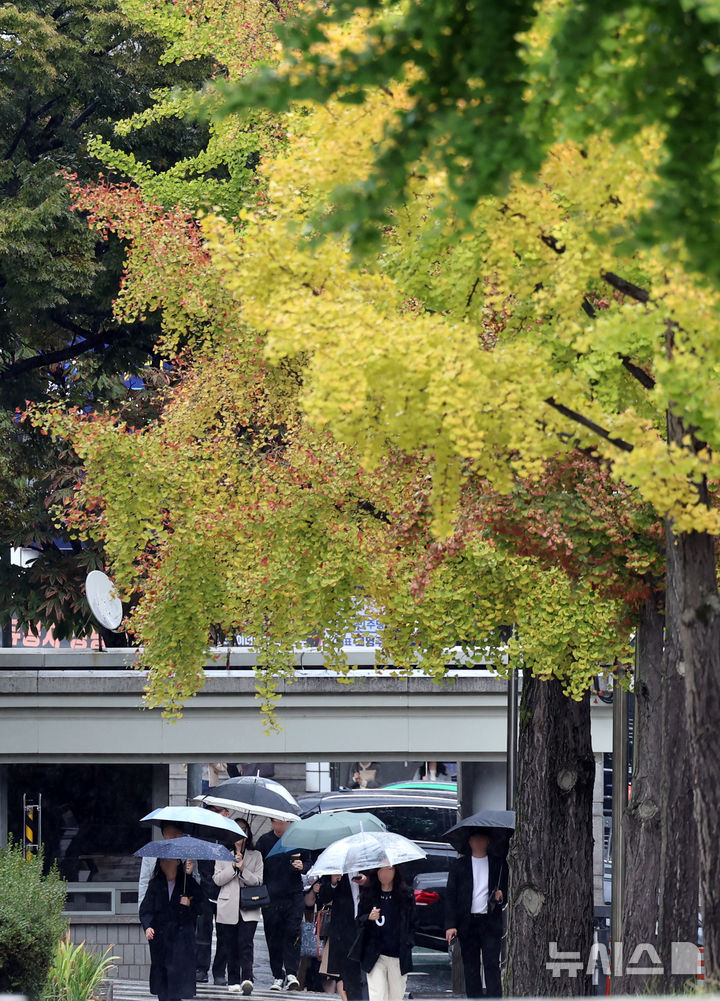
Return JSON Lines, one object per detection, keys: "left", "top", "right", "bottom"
{"left": 0, "top": 647, "right": 613, "bottom": 977}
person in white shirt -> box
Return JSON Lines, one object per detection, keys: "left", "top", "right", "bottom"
{"left": 445, "top": 828, "right": 508, "bottom": 998}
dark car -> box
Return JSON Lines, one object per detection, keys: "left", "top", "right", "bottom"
{"left": 298, "top": 787, "right": 458, "bottom": 951}
{"left": 413, "top": 870, "right": 449, "bottom": 951}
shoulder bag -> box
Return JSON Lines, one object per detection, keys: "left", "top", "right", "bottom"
{"left": 240, "top": 884, "right": 271, "bottom": 909}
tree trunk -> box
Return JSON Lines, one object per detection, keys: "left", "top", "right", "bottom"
{"left": 616, "top": 591, "right": 663, "bottom": 993}
{"left": 506, "top": 674, "right": 595, "bottom": 996}
{"left": 657, "top": 523, "right": 699, "bottom": 990}
{"left": 670, "top": 523, "right": 719, "bottom": 984}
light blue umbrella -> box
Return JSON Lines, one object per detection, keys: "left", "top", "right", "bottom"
{"left": 141, "top": 806, "right": 245, "bottom": 840}
{"left": 267, "top": 810, "right": 387, "bottom": 857}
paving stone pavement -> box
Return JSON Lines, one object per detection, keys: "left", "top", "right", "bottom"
{"left": 111, "top": 981, "right": 328, "bottom": 1001}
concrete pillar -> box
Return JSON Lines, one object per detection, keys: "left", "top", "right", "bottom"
{"left": 592, "top": 753, "right": 606, "bottom": 909}
{"left": 187, "top": 764, "right": 203, "bottom": 804}
{"left": 151, "top": 765, "right": 169, "bottom": 809}
{"left": 458, "top": 761, "right": 506, "bottom": 817}
{"left": 0, "top": 764, "right": 7, "bottom": 848}
{"left": 168, "top": 763, "right": 187, "bottom": 805}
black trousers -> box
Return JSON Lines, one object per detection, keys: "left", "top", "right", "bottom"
{"left": 196, "top": 902, "right": 227, "bottom": 978}
{"left": 217, "top": 920, "right": 258, "bottom": 984}
{"left": 339, "top": 957, "right": 363, "bottom": 1001}
{"left": 458, "top": 914, "right": 503, "bottom": 999}
{"left": 263, "top": 896, "right": 304, "bottom": 980}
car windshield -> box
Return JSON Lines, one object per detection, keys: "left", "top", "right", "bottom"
{"left": 359, "top": 806, "right": 456, "bottom": 843}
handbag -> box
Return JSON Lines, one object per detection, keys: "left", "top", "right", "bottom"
{"left": 317, "top": 905, "right": 332, "bottom": 939}
{"left": 240, "top": 884, "right": 270, "bottom": 909}
{"left": 300, "top": 916, "right": 322, "bottom": 959}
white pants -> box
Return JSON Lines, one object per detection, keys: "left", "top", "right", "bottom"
{"left": 366, "top": 954, "right": 407, "bottom": 1001}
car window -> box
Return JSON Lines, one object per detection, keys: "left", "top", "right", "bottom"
{"left": 361, "top": 806, "right": 456, "bottom": 843}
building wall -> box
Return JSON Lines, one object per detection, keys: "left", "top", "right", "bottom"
{"left": 68, "top": 915, "right": 149, "bottom": 981}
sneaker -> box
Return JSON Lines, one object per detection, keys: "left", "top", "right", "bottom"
{"left": 285, "top": 976, "right": 300, "bottom": 992}
{"left": 196, "top": 973, "right": 209, "bottom": 984}
{"left": 270, "top": 980, "right": 283, "bottom": 993}
{"left": 228, "top": 987, "right": 242, "bottom": 994}
{"left": 214, "top": 979, "right": 227, "bottom": 987}
{"left": 240, "top": 982, "right": 253, "bottom": 996}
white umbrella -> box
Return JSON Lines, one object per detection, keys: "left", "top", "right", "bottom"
{"left": 308, "top": 831, "right": 427, "bottom": 877}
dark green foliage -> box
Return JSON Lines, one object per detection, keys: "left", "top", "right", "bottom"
{"left": 0, "top": 0, "right": 209, "bottom": 637}
{"left": 223, "top": 0, "right": 720, "bottom": 278}
{"left": 0, "top": 840, "right": 67, "bottom": 1000}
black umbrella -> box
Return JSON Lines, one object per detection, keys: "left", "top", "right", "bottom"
{"left": 443, "top": 809, "right": 516, "bottom": 856}
{"left": 197, "top": 777, "right": 300, "bottom": 822}
{"left": 134, "top": 835, "right": 236, "bottom": 862}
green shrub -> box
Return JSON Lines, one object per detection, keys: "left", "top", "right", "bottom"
{"left": 0, "top": 839, "right": 67, "bottom": 1000}
{"left": 45, "top": 934, "right": 117, "bottom": 1001}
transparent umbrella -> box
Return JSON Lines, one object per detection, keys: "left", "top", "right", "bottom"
{"left": 308, "top": 831, "right": 426, "bottom": 877}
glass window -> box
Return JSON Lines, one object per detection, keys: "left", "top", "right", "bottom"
{"left": 64, "top": 890, "right": 113, "bottom": 912}
{"left": 362, "top": 806, "right": 456, "bottom": 843}
{"left": 7, "top": 764, "right": 153, "bottom": 882}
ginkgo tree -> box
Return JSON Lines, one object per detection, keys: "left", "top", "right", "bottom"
{"left": 35, "top": 0, "right": 720, "bottom": 990}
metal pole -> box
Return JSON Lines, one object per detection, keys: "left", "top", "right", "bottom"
{"left": 1, "top": 547, "right": 12, "bottom": 647}
{"left": 610, "top": 666, "right": 628, "bottom": 981}
{"left": 506, "top": 668, "right": 519, "bottom": 810}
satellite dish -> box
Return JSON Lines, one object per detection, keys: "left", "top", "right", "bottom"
{"left": 85, "top": 570, "right": 123, "bottom": 631}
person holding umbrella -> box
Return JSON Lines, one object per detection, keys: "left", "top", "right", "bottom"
{"left": 213, "top": 820, "right": 264, "bottom": 995}
{"left": 444, "top": 827, "right": 509, "bottom": 999}
{"left": 350, "top": 864, "right": 416, "bottom": 1001}
{"left": 136, "top": 837, "right": 236, "bottom": 1001}
{"left": 256, "top": 818, "right": 310, "bottom": 992}
{"left": 140, "top": 855, "right": 206, "bottom": 1001}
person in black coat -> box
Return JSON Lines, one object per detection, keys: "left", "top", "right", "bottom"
{"left": 445, "top": 828, "right": 509, "bottom": 999}
{"left": 314, "top": 874, "right": 364, "bottom": 1001}
{"left": 256, "top": 818, "right": 312, "bottom": 991}
{"left": 350, "top": 865, "right": 416, "bottom": 1001}
{"left": 140, "top": 857, "right": 206, "bottom": 1001}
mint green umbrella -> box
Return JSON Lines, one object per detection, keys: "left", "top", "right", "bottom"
{"left": 268, "top": 811, "right": 386, "bottom": 856}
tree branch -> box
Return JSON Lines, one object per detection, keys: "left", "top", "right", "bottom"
{"left": 545, "top": 397, "right": 634, "bottom": 453}
{"left": 0, "top": 325, "right": 154, "bottom": 382}
{"left": 620, "top": 356, "right": 655, "bottom": 390}
{"left": 69, "top": 99, "right": 100, "bottom": 132}
{"left": 601, "top": 272, "right": 650, "bottom": 303}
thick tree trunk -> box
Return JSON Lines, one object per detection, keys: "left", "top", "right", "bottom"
{"left": 670, "top": 524, "right": 719, "bottom": 984}
{"left": 657, "top": 524, "right": 699, "bottom": 990}
{"left": 616, "top": 591, "right": 663, "bottom": 994}
{"left": 506, "top": 674, "right": 595, "bottom": 996}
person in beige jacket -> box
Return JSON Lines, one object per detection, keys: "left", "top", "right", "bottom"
{"left": 214, "top": 822, "right": 264, "bottom": 996}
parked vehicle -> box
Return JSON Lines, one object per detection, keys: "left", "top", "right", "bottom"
{"left": 412, "top": 870, "right": 449, "bottom": 951}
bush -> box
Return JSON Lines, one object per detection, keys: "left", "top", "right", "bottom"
{"left": 45, "top": 934, "right": 117, "bottom": 1001}
{"left": 0, "top": 839, "right": 67, "bottom": 1000}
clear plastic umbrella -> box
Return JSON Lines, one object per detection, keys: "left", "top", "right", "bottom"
{"left": 308, "top": 831, "right": 426, "bottom": 877}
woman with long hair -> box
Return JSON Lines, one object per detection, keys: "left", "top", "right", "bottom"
{"left": 213, "top": 821, "right": 264, "bottom": 995}
{"left": 140, "top": 856, "right": 205, "bottom": 1001}
{"left": 350, "top": 864, "right": 416, "bottom": 1001}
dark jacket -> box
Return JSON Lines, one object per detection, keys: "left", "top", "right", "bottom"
{"left": 255, "top": 832, "right": 310, "bottom": 901}
{"left": 350, "top": 885, "right": 416, "bottom": 976}
{"left": 317, "top": 876, "right": 360, "bottom": 978}
{"left": 140, "top": 869, "right": 205, "bottom": 1000}
{"left": 445, "top": 854, "right": 508, "bottom": 934}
